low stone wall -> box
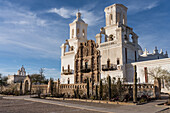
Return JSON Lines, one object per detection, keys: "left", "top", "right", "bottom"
{"left": 31, "top": 85, "right": 48, "bottom": 94}
{"left": 123, "top": 84, "right": 155, "bottom": 97}
{"left": 1, "top": 83, "right": 21, "bottom": 92}
{"left": 59, "top": 84, "right": 87, "bottom": 96}
{"left": 30, "top": 82, "right": 159, "bottom": 98}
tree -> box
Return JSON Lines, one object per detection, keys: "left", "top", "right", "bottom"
{"left": 76, "top": 86, "right": 79, "bottom": 98}
{"left": 49, "top": 78, "right": 54, "bottom": 96}
{"left": 111, "top": 77, "right": 117, "bottom": 98}
{"left": 0, "top": 75, "right": 8, "bottom": 86}
{"left": 148, "top": 67, "right": 170, "bottom": 90}
{"left": 95, "top": 85, "right": 98, "bottom": 100}
{"left": 107, "top": 75, "right": 111, "bottom": 100}
{"left": 30, "top": 74, "right": 45, "bottom": 84}
{"left": 99, "top": 79, "right": 103, "bottom": 100}
{"left": 117, "top": 78, "right": 122, "bottom": 97}
{"left": 103, "top": 78, "right": 108, "bottom": 99}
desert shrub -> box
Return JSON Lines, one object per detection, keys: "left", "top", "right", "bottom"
{"left": 14, "top": 90, "right": 20, "bottom": 96}
{"left": 122, "top": 94, "right": 131, "bottom": 102}
{"left": 139, "top": 95, "right": 148, "bottom": 103}
{"left": 81, "top": 94, "right": 87, "bottom": 99}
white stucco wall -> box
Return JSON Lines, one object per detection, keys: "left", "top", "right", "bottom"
{"left": 101, "top": 70, "right": 123, "bottom": 80}
{"left": 126, "top": 58, "right": 170, "bottom": 93}
{"left": 60, "top": 74, "right": 74, "bottom": 84}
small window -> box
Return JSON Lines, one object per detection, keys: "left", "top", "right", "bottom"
{"left": 68, "top": 65, "right": 70, "bottom": 72}
{"left": 110, "top": 14, "right": 113, "bottom": 20}
{"left": 77, "top": 28, "right": 79, "bottom": 35}
{"left": 62, "top": 66, "right": 64, "bottom": 72}
{"left": 68, "top": 78, "right": 70, "bottom": 84}
{"left": 72, "top": 29, "right": 74, "bottom": 38}
{"left": 135, "top": 51, "right": 137, "bottom": 62}
{"left": 97, "top": 74, "right": 99, "bottom": 82}
{"left": 123, "top": 15, "right": 125, "bottom": 24}
{"left": 85, "top": 62, "right": 88, "bottom": 69}
{"left": 117, "top": 13, "right": 120, "bottom": 23}
{"left": 129, "top": 34, "right": 133, "bottom": 42}
{"left": 82, "top": 29, "right": 85, "bottom": 38}
{"left": 144, "top": 67, "right": 148, "bottom": 83}
{"left": 125, "top": 48, "right": 127, "bottom": 64}
{"left": 117, "top": 58, "right": 120, "bottom": 65}
{"left": 107, "top": 59, "right": 110, "bottom": 68}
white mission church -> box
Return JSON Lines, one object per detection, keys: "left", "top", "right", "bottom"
{"left": 60, "top": 4, "right": 170, "bottom": 93}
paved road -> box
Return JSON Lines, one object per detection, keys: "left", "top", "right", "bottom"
{"left": 0, "top": 98, "right": 100, "bottom": 113}
{"left": 1, "top": 95, "right": 170, "bottom": 113}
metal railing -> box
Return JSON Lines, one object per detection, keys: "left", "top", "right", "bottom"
{"left": 81, "top": 65, "right": 91, "bottom": 73}
{"left": 102, "top": 64, "right": 117, "bottom": 71}
{"left": 62, "top": 69, "right": 74, "bottom": 75}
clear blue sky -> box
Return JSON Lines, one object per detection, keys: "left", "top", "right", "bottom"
{"left": 0, "top": 0, "right": 170, "bottom": 80}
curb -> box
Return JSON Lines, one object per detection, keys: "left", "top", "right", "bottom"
{"left": 45, "top": 97, "right": 136, "bottom": 106}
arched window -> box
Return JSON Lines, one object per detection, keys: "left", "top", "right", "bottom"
{"left": 65, "top": 44, "right": 70, "bottom": 52}
{"left": 68, "top": 65, "right": 70, "bottom": 72}
{"left": 117, "top": 58, "right": 120, "bottom": 65}
{"left": 117, "top": 13, "right": 120, "bottom": 23}
{"left": 101, "top": 34, "right": 106, "bottom": 43}
{"left": 82, "top": 29, "right": 85, "bottom": 38}
{"left": 72, "top": 29, "right": 74, "bottom": 38}
{"left": 68, "top": 78, "right": 70, "bottom": 84}
{"left": 85, "top": 62, "right": 88, "bottom": 69}
{"left": 62, "top": 66, "right": 64, "bottom": 72}
{"left": 109, "top": 34, "right": 113, "bottom": 41}
{"left": 77, "top": 28, "right": 79, "bottom": 35}
{"left": 107, "top": 59, "right": 110, "bottom": 68}
{"left": 80, "top": 75, "right": 83, "bottom": 83}
{"left": 123, "top": 14, "right": 125, "bottom": 24}
{"left": 76, "top": 60, "right": 78, "bottom": 70}
{"left": 110, "top": 14, "right": 113, "bottom": 21}
{"left": 97, "top": 73, "right": 99, "bottom": 82}
{"left": 110, "top": 14, "right": 113, "bottom": 25}
{"left": 129, "top": 34, "right": 133, "bottom": 42}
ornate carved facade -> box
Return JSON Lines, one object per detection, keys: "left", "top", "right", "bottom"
{"left": 74, "top": 40, "right": 100, "bottom": 84}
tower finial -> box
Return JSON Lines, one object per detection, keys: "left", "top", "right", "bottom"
{"left": 76, "top": 10, "right": 81, "bottom": 18}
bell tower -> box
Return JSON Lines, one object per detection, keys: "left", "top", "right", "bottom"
{"left": 67, "top": 11, "right": 88, "bottom": 53}
{"left": 60, "top": 11, "right": 88, "bottom": 84}
{"left": 104, "top": 4, "right": 127, "bottom": 26}
{"left": 69, "top": 11, "right": 88, "bottom": 40}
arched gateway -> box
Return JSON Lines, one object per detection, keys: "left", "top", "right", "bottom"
{"left": 22, "top": 76, "right": 32, "bottom": 94}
